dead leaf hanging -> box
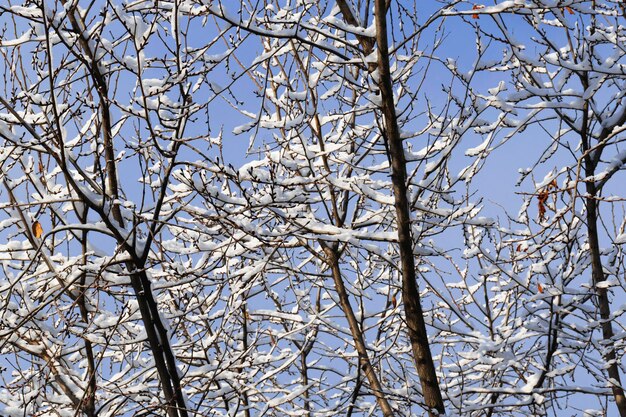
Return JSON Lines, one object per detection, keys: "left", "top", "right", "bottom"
{"left": 32, "top": 221, "right": 43, "bottom": 238}
{"left": 472, "top": 5, "right": 484, "bottom": 19}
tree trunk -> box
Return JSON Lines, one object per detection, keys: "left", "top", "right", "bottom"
{"left": 584, "top": 181, "right": 626, "bottom": 417}
{"left": 373, "top": 1, "right": 445, "bottom": 415}
{"left": 323, "top": 245, "right": 395, "bottom": 417}
{"left": 56, "top": 5, "right": 190, "bottom": 416}
{"left": 580, "top": 89, "right": 626, "bottom": 416}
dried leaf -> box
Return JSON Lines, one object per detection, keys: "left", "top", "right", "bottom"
{"left": 538, "top": 283, "right": 544, "bottom": 293}
{"left": 472, "top": 4, "right": 484, "bottom": 19}
{"left": 32, "top": 221, "right": 43, "bottom": 238}
{"left": 391, "top": 294, "right": 397, "bottom": 308}
{"left": 537, "top": 190, "right": 549, "bottom": 221}
{"left": 537, "top": 179, "right": 559, "bottom": 221}
{"left": 38, "top": 161, "right": 44, "bottom": 173}
{"left": 565, "top": 6, "right": 574, "bottom": 14}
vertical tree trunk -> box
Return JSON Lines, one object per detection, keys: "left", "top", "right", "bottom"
{"left": 584, "top": 181, "right": 626, "bottom": 417}
{"left": 373, "top": 1, "right": 445, "bottom": 415}
{"left": 58, "top": 5, "right": 189, "bottom": 416}
{"left": 323, "top": 245, "right": 395, "bottom": 417}
{"left": 78, "top": 208, "right": 97, "bottom": 417}
{"left": 581, "top": 92, "right": 626, "bottom": 416}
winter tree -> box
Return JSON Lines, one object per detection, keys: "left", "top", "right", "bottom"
{"left": 1, "top": 0, "right": 626, "bottom": 417}
{"left": 431, "top": 0, "right": 626, "bottom": 415}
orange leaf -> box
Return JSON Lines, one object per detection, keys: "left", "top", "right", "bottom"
{"left": 538, "top": 283, "right": 544, "bottom": 293}
{"left": 472, "top": 4, "right": 484, "bottom": 19}
{"left": 391, "top": 294, "right": 397, "bottom": 308}
{"left": 32, "top": 221, "right": 43, "bottom": 238}
{"left": 565, "top": 6, "right": 574, "bottom": 14}
{"left": 537, "top": 190, "right": 548, "bottom": 221}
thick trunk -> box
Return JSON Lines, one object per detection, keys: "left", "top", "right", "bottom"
{"left": 580, "top": 88, "right": 626, "bottom": 416}
{"left": 585, "top": 181, "right": 626, "bottom": 417}
{"left": 373, "top": 1, "right": 445, "bottom": 415}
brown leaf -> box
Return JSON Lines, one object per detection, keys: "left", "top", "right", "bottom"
{"left": 537, "top": 190, "right": 549, "bottom": 221}
{"left": 38, "top": 161, "right": 44, "bottom": 173}
{"left": 472, "top": 4, "right": 484, "bottom": 19}
{"left": 32, "top": 221, "right": 43, "bottom": 238}
{"left": 537, "top": 180, "right": 559, "bottom": 221}
{"left": 565, "top": 6, "right": 574, "bottom": 14}
{"left": 538, "top": 283, "right": 544, "bottom": 294}
{"left": 391, "top": 294, "right": 397, "bottom": 308}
